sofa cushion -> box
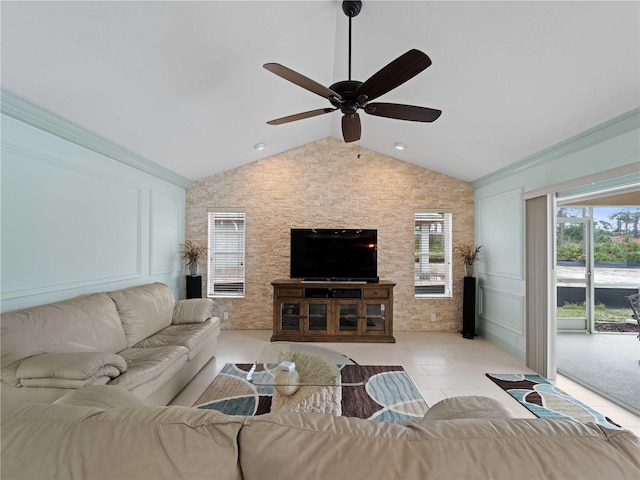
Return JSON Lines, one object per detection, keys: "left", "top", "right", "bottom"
{"left": 1, "top": 403, "right": 244, "bottom": 480}
{"left": 16, "top": 376, "right": 114, "bottom": 389}
{"left": 1, "top": 293, "right": 127, "bottom": 386}
{"left": 133, "top": 318, "right": 220, "bottom": 360}
{"left": 16, "top": 352, "right": 127, "bottom": 388}
{"left": 53, "top": 385, "right": 143, "bottom": 409}
{"left": 109, "top": 346, "right": 188, "bottom": 399}
{"left": 239, "top": 412, "right": 640, "bottom": 480}
{"left": 172, "top": 298, "right": 214, "bottom": 324}
{"left": 108, "top": 283, "right": 175, "bottom": 347}
{"left": 421, "top": 396, "right": 515, "bottom": 421}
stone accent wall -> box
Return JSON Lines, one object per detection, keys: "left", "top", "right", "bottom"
{"left": 185, "top": 137, "right": 474, "bottom": 332}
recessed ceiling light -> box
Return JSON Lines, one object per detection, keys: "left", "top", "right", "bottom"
{"left": 254, "top": 142, "right": 266, "bottom": 150}
{"left": 394, "top": 142, "right": 406, "bottom": 151}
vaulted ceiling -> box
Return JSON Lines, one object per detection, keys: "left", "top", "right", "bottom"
{"left": 2, "top": 1, "right": 638, "bottom": 183}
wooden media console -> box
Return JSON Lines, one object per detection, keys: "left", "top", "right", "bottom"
{"left": 271, "top": 279, "right": 395, "bottom": 343}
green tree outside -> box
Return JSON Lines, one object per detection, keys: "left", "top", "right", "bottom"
{"left": 557, "top": 207, "right": 640, "bottom": 262}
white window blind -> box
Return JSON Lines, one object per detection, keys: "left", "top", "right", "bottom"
{"left": 414, "top": 212, "right": 452, "bottom": 298}
{"left": 208, "top": 210, "right": 245, "bottom": 297}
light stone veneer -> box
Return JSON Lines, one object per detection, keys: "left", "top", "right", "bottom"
{"left": 185, "top": 137, "right": 474, "bottom": 332}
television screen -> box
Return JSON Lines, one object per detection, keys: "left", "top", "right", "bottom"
{"left": 290, "top": 229, "right": 378, "bottom": 282}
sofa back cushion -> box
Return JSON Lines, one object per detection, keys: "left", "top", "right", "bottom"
{"left": 238, "top": 412, "right": 640, "bottom": 480}
{"left": 108, "top": 283, "right": 175, "bottom": 347}
{"left": 1, "top": 403, "right": 244, "bottom": 480}
{"left": 1, "top": 293, "right": 127, "bottom": 386}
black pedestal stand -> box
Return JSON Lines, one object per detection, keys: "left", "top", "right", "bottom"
{"left": 186, "top": 275, "right": 202, "bottom": 299}
{"left": 462, "top": 276, "right": 476, "bottom": 339}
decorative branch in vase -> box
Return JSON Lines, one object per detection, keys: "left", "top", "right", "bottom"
{"left": 454, "top": 243, "right": 482, "bottom": 277}
{"left": 180, "top": 240, "right": 208, "bottom": 276}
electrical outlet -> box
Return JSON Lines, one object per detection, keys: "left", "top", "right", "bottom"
{"left": 223, "top": 312, "right": 229, "bottom": 321}
{"left": 431, "top": 313, "right": 437, "bottom": 322}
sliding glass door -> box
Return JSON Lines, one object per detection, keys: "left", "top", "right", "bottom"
{"left": 556, "top": 216, "right": 593, "bottom": 332}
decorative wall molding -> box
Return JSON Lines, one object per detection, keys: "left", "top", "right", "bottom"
{"left": 1, "top": 273, "right": 143, "bottom": 301}
{"left": 1, "top": 132, "right": 143, "bottom": 301}
{"left": 1, "top": 88, "right": 192, "bottom": 189}
{"left": 1, "top": 109, "right": 186, "bottom": 312}
{"left": 149, "top": 189, "right": 184, "bottom": 276}
{"left": 2, "top": 142, "right": 143, "bottom": 192}
{"left": 478, "top": 188, "right": 523, "bottom": 279}
{"left": 479, "top": 285, "right": 525, "bottom": 336}
{"left": 471, "top": 108, "right": 640, "bottom": 190}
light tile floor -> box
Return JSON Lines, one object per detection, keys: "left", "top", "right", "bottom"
{"left": 170, "top": 330, "right": 640, "bottom": 436}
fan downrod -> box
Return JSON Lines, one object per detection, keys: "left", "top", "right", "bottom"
{"left": 342, "top": 1, "right": 362, "bottom": 18}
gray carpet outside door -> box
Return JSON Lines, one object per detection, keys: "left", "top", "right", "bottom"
{"left": 556, "top": 332, "right": 639, "bottom": 415}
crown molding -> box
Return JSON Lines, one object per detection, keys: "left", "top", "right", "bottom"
{"left": 471, "top": 108, "right": 640, "bottom": 190}
{"left": 1, "top": 88, "right": 193, "bottom": 189}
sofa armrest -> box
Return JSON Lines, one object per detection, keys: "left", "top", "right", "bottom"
{"left": 16, "top": 352, "right": 127, "bottom": 388}
{"left": 173, "top": 299, "right": 214, "bottom": 324}
{"left": 419, "top": 396, "right": 515, "bottom": 421}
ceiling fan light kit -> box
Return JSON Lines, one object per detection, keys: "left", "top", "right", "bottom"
{"left": 264, "top": 0, "right": 441, "bottom": 144}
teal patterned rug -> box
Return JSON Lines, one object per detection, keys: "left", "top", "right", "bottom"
{"left": 486, "top": 373, "right": 622, "bottom": 429}
{"left": 194, "top": 363, "right": 428, "bottom": 423}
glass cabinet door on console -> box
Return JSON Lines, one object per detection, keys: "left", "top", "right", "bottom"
{"left": 365, "top": 303, "right": 386, "bottom": 332}
{"left": 336, "top": 300, "right": 360, "bottom": 335}
{"left": 362, "top": 286, "right": 391, "bottom": 336}
{"left": 279, "top": 300, "right": 303, "bottom": 333}
{"left": 304, "top": 300, "right": 330, "bottom": 335}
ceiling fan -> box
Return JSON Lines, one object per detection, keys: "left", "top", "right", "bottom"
{"left": 263, "top": 0, "right": 441, "bottom": 143}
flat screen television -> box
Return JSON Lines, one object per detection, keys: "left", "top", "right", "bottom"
{"left": 290, "top": 229, "right": 378, "bottom": 282}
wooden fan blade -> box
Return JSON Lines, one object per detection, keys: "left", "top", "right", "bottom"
{"left": 267, "top": 108, "right": 337, "bottom": 125}
{"left": 264, "top": 63, "right": 342, "bottom": 100}
{"left": 364, "top": 103, "right": 442, "bottom": 122}
{"left": 355, "top": 49, "right": 432, "bottom": 103}
{"left": 342, "top": 113, "right": 361, "bottom": 143}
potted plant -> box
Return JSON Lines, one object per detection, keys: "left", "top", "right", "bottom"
{"left": 180, "top": 240, "right": 208, "bottom": 276}
{"left": 454, "top": 243, "right": 482, "bottom": 277}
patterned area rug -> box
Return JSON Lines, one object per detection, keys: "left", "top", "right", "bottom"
{"left": 194, "top": 363, "right": 428, "bottom": 423}
{"left": 486, "top": 373, "right": 621, "bottom": 429}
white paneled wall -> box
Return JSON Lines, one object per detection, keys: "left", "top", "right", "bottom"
{"left": 1, "top": 112, "right": 187, "bottom": 312}
{"left": 472, "top": 109, "right": 640, "bottom": 361}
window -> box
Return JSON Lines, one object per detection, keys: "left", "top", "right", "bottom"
{"left": 414, "top": 212, "right": 452, "bottom": 297}
{"left": 208, "top": 210, "right": 245, "bottom": 297}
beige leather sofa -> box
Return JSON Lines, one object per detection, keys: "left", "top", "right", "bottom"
{"left": 2, "top": 386, "right": 639, "bottom": 480}
{"left": 1, "top": 283, "right": 220, "bottom": 406}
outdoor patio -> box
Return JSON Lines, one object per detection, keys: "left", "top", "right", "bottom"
{"left": 557, "top": 331, "right": 639, "bottom": 416}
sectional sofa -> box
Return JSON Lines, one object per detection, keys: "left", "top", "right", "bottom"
{"left": 2, "top": 386, "right": 639, "bottom": 479}
{"left": 1, "top": 282, "right": 220, "bottom": 405}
